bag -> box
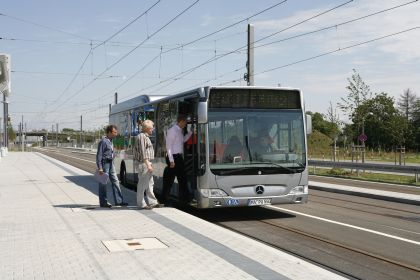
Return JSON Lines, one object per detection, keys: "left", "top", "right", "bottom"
{"left": 94, "top": 170, "right": 109, "bottom": 185}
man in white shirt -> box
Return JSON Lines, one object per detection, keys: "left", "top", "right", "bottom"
{"left": 162, "top": 115, "right": 192, "bottom": 205}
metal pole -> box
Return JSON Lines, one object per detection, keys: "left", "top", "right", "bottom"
{"left": 114, "top": 92, "right": 118, "bottom": 104}
{"left": 361, "top": 118, "right": 365, "bottom": 163}
{"left": 247, "top": 24, "right": 254, "bottom": 86}
{"left": 56, "top": 123, "right": 58, "bottom": 147}
{"left": 3, "top": 92, "right": 8, "bottom": 148}
{"left": 80, "top": 115, "right": 83, "bottom": 148}
{"left": 21, "top": 115, "right": 24, "bottom": 151}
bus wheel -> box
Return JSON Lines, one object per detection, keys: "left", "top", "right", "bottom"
{"left": 120, "top": 164, "right": 127, "bottom": 186}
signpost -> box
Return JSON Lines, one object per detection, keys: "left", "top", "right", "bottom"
{"left": 358, "top": 134, "right": 368, "bottom": 143}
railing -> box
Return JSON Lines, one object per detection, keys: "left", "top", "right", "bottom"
{"left": 308, "top": 160, "right": 420, "bottom": 183}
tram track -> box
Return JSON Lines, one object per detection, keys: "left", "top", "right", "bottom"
{"left": 189, "top": 206, "right": 420, "bottom": 280}
{"left": 310, "top": 193, "right": 420, "bottom": 216}
{"left": 258, "top": 219, "right": 420, "bottom": 274}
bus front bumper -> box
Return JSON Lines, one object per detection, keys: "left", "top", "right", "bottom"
{"left": 197, "top": 186, "right": 308, "bottom": 208}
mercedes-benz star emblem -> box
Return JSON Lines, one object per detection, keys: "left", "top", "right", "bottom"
{"left": 255, "top": 185, "right": 265, "bottom": 195}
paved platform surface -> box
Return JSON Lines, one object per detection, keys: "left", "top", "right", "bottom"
{"left": 0, "top": 152, "right": 345, "bottom": 280}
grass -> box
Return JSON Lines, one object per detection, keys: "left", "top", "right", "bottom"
{"left": 308, "top": 130, "right": 420, "bottom": 164}
{"left": 310, "top": 167, "right": 420, "bottom": 186}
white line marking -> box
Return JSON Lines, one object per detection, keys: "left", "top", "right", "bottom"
{"left": 266, "top": 205, "right": 420, "bottom": 246}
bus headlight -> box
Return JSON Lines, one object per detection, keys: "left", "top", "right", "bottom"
{"left": 290, "top": 185, "right": 308, "bottom": 195}
{"left": 200, "top": 189, "right": 228, "bottom": 198}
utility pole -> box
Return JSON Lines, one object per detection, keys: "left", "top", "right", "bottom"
{"left": 80, "top": 115, "right": 83, "bottom": 148}
{"left": 21, "top": 115, "right": 24, "bottom": 151}
{"left": 2, "top": 93, "right": 7, "bottom": 148}
{"left": 246, "top": 24, "right": 254, "bottom": 86}
{"left": 56, "top": 123, "right": 58, "bottom": 147}
{"left": 1, "top": 54, "right": 11, "bottom": 149}
{"left": 114, "top": 92, "right": 118, "bottom": 104}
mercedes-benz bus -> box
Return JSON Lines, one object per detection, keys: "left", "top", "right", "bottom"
{"left": 110, "top": 86, "right": 312, "bottom": 208}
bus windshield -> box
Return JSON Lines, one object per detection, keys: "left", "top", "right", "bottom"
{"left": 208, "top": 109, "right": 306, "bottom": 175}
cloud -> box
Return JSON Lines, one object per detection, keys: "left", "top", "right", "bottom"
{"left": 253, "top": 0, "right": 420, "bottom": 61}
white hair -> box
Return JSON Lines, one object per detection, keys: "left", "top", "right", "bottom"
{"left": 142, "top": 120, "right": 154, "bottom": 131}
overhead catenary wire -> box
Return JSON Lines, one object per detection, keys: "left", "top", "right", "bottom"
{"left": 122, "top": 0, "right": 354, "bottom": 100}
{"left": 84, "top": 0, "right": 290, "bottom": 105}
{"left": 217, "top": 26, "right": 420, "bottom": 86}
{"left": 0, "top": 12, "right": 93, "bottom": 41}
{"left": 51, "top": 0, "right": 356, "bottom": 121}
{"left": 254, "top": 0, "right": 419, "bottom": 50}
{"left": 91, "top": 0, "right": 160, "bottom": 51}
{"left": 45, "top": 1, "right": 162, "bottom": 112}
{"left": 11, "top": 0, "right": 418, "bottom": 127}
{"left": 48, "top": 0, "right": 199, "bottom": 117}
{"left": 124, "top": 0, "right": 417, "bottom": 98}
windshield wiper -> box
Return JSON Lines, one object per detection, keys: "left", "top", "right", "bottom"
{"left": 250, "top": 162, "right": 297, "bottom": 173}
{"left": 216, "top": 166, "right": 254, "bottom": 176}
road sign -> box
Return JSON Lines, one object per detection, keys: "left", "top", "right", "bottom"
{"left": 358, "top": 134, "right": 368, "bottom": 142}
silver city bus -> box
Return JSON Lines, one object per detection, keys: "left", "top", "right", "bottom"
{"left": 110, "top": 86, "right": 312, "bottom": 208}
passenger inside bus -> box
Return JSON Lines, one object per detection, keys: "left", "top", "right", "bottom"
{"left": 223, "top": 136, "right": 243, "bottom": 163}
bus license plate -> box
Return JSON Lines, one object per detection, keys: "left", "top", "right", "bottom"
{"left": 248, "top": 198, "right": 271, "bottom": 206}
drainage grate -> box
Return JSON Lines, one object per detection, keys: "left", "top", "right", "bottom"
{"left": 102, "top": 238, "right": 168, "bottom": 252}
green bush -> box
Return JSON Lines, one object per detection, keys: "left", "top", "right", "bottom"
{"left": 327, "top": 168, "right": 350, "bottom": 176}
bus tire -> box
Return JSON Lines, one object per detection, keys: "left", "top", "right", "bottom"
{"left": 120, "top": 163, "right": 127, "bottom": 186}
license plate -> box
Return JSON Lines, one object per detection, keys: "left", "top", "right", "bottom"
{"left": 248, "top": 198, "right": 271, "bottom": 206}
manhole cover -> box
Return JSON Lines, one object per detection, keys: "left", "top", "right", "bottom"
{"left": 102, "top": 238, "right": 168, "bottom": 252}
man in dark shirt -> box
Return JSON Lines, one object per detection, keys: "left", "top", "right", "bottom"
{"left": 96, "top": 125, "right": 128, "bottom": 208}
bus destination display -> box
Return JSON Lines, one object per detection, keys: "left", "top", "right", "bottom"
{"left": 209, "top": 89, "right": 301, "bottom": 109}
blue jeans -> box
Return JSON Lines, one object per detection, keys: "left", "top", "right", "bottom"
{"left": 99, "top": 162, "right": 124, "bottom": 206}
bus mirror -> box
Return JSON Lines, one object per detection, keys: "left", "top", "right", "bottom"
{"left": 197, "top": 101, "right": 208, "bottom": 123}
{"left": 306, "top": 114, "right": 312, "bottom": 134}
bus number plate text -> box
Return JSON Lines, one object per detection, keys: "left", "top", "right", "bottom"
{"left": 248, "top": 198, "right": 271, "bottom": 206}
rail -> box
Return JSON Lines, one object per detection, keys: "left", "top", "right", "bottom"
{"left": 308, "top": 160, "right": 420, "bottom": 183}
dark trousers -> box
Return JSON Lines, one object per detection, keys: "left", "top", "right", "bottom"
{"left": 162, "top": 154, "right": 188, "bottom": 203}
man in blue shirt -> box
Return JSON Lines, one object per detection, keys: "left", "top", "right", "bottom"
{"left": 96, "top": 125, "right": 128, "bottom": 208}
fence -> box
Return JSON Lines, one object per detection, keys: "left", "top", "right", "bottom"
{"left": 308, "top": 160, "right": 420, "bottom": 183}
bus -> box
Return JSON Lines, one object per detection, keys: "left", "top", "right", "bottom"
{"left": 110, "top": 86, "right": 312, "bottom": 208}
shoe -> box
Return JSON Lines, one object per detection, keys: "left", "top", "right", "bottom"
{"left": 142, "top": 205, "right": 152, "bottom": 210}
{"left": 100, "top": 203, "right": 112, "bottom": 208}
{"left": 116, "top": 202, "right": 128, "bottom": 207}
{"left": 150, "top": 203, "right": 164, "bottom": 208}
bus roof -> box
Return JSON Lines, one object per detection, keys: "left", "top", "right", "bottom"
{"left": 110, "top": 86, "right": 301, "bottom": 115}
{"left": 110, "top": 95, "right": 167, "bottom": 115}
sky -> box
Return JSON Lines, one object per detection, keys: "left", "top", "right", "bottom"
{"left": 1, "top": 0, "right": 419, "bottom": 131}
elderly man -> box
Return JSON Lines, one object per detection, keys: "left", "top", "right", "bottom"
{"left": 133, "top": 120, "right": 161, "bottom": 209}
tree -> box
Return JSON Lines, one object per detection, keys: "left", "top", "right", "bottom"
{"left": 306, "top": 111, "right": 339, "bottom": 138}
{"left": 338, "top": 69, "right": 373, "bottom": 146}
{"left": 7, "top": 125, "right": 16, "bottom": 142}
{"left": 358, "top": 93, "right": 405, "bottom": 150}
{"left": 62, "top": 128, "right": 77, "bottom": 132}
{"left": 325, "top": 102, "right": 341, "bottom": 139}
{"left": 338, "top": 69, "right": 373, "bottom": 122}
{"left": 397, "top": 88, "right": 417, "bottom": 121}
